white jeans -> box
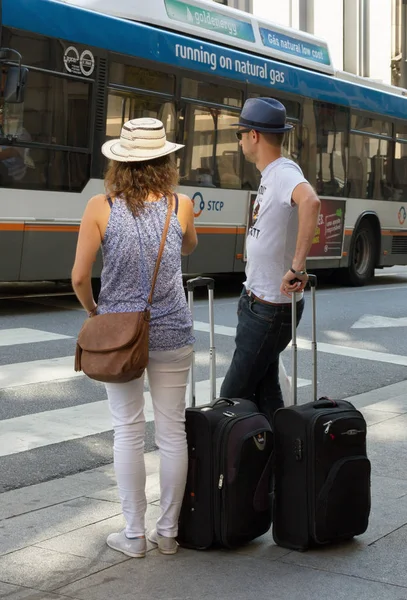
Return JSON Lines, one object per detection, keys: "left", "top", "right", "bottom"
{"left": 105, "top": 345, "right": 193, "bottom": 538}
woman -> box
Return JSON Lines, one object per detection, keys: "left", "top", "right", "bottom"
{"left": 72, "top": 118, "right": 197, "bottom": 558}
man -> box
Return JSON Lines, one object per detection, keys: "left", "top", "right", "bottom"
{"left": 220, "top": 97, "right": 320, "bottom": 423}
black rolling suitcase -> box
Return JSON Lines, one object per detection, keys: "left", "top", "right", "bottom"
{"left": 177, "top": 277, "right": 273, "bottom": 550}
{"left": 272, "top": 275, "right": 371, "bottom": 551}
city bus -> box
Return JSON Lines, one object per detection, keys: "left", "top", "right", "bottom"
{"left": 1, "top": 0, "right": 407, "bottom": 287}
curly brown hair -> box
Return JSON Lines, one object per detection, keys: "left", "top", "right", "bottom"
{"left": 104, "top": 155, "right": 179, "bottom": 213}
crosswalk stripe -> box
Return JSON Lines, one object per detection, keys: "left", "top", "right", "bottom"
{"left": 0, "top": 348, "right": 309, "bottom": 391}
{"left": 0, "top": 356, "right": 82, "bottom": 389}
{"left": 0, "top": 378, "right": 221, "bottom": 457}
{"left": 0, "top": 374, "right": 311, "bottom": 457}
{"left": 0, "top": 328, "right": 71, "bottom": 347}
{"left": 301, "top": 339, "right": 407, "bottom": 366}
{"left": 0, "top": 400, "right": 111, "bottom": 457}
{"left": 3, "top": 318, "right": 407, "bottom": 394}
{"left": 194, "top": 321, "right": 407, "bottom": 367}
{"left": 2, "top": 319, "right": 407, "bottom": 390}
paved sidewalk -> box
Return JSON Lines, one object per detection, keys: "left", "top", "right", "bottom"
{"left": 1, "top": 381, "right": 407, "bottom": 600}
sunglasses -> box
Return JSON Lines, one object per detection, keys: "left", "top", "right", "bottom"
{"left": 235, "top": 129, "right": 252, "bottom": 141}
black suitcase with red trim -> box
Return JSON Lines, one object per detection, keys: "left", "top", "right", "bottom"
{"left": 272, "top": 275, "right": 371, "bottom": 551}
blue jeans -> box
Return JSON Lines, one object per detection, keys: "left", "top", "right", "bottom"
{"left": 220, "top": 292, "right": 304, "bottom": 424}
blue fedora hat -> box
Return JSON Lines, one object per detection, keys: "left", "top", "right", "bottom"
{"left": 233, "top": 97, "right": 293, "bottom": 133}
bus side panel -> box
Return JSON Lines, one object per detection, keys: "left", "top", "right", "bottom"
{"left": 340, "top": 227, "right": 407, "bottom": 268}
{"left": 19, "top": 230, "right": 80, "bottom": 281}
{"left": 233, "top": 232, "right": 246, "bottom": 273}
{"left": 380, "top": 233, "right": 393, "bottom": 265}
{"left": 339, "top": 230, "right": 352, "bottom": 268}
{"left": 188, "top": 231, "right": 236, "bottom": 274}
{"left": 0, "top": 229, "right": 24, "bottom": 281}
{"left": 380, "top": 232, "right": 407, "bottom": 266}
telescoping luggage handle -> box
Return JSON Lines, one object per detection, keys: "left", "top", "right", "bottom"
{"left": 291, "top": 274, "right": 317, "bottom": 406}
{"left": 187, "top": 277, "right": 216, "bottom": 407}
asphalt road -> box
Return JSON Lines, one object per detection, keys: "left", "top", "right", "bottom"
{"left": 0, "top": 266, "right": 406, "bottom": 492}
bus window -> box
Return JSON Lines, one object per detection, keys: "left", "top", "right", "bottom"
{"left": 106, "top": 93, "right": 130, "bottom": 138}
{"left": 20, "top": 71, "right": 91, "bottom": 148}
{"left": 0, "top": 99, "right": 35, "bottom": 186}
{"left": 248, "top": 92, "right": 300, "bottom": 121}
{"left": 1, "top": 101, "right": 24, "bottom": 139}
{"left": 300, "top": 99, "right": 317, "bottom": 189}
{"left": 106, "top": 91, "right": 176, "bottom": 141}
{"left": 0, "top": 145, "right": 89, "bottom": 191}
{"left": 242, "top": 160, "right": 259, "bottom": 191}
{"left": 351, "top": 114, "right": 392, "bottom": 137}
{"left": 0, "top": 72, "right": 91, "bottom": 190}
{"left": 393, "top": 141, "right": 407, "bottom": 202}
{"left": 181, "top": 104, "right": 241, "bottom": 188}
{"left": 0, "top": 139, "right": 33, "bottom": 187}
{"left": 395, "top": 121, "right": 407, "bottom": 142}
{"left": 282, "top": 121, "right": 300, "bottom": 164}
{"left": 214, "top": 111, "right": 241, "bottom": 189}
{"left": 349, "top": 134, "right": 392, "bottom": 200}
{"left": 110, "top": 63, "right": 175, "bottom": 95}
{"left": 181, "top": 105, "right": 215, "bottom": 186}
{"left": 181, "top": 79, "right": 242, "bottom": 108}
{"left": 313, "top": 103, "right": 349, "bottom": 197}
{"left": 158, "top": 103, "right": 176, "bottom": 143}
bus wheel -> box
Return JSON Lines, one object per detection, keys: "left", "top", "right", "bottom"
{"left": 343, "top": 221, "right": 376, "bottom": 286}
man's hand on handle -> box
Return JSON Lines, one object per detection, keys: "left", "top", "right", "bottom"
{"left": 280, "top": 270, "right": 308, "bottom": 298}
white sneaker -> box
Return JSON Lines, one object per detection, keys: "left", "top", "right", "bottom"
{"left": 148, "top": 529, "right": 179, "bottom": 555}
{"left": 107, "top": 530, "right": 146, "bottom": 558}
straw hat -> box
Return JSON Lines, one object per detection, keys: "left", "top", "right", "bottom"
{"left": 102, "top": 118, "right": 184, "bottom": 162}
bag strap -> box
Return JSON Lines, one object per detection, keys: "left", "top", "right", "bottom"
{"left": 147, "top": 199, "right": 172, "bottom": 306}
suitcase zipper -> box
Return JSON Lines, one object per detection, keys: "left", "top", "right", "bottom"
{"left": 213, "top": 416, "right": 234, "bottom": 543}
{"left": 323, "top": 420, "right": 333, "bottom": 434}
{"left": 216, "top": 416, "right": 270, "bottom": 546}
{"left": 217, "top": 426, "right": 270, "bottom": 494}
{"left": 214, "top": 413, "right": 256, "bottom": 543}
{"left": 308, "top": 409, "right": 366, "bottom": 544}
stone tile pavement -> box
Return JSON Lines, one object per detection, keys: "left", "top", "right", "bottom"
{"left": 1, "top": 381, "right": 407, "bottom": 600}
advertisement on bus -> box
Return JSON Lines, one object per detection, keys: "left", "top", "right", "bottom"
{"left": 245, "top": 194, "right": 345, "bottom": 261}
{"left": 309, "top": 199, "right": 346, "bottom": 258}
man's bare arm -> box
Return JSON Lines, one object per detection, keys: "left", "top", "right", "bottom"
{"left": 291, "top": 182, "right": 321, "bottom": 271}
{"left": 280, "top": 182, "right": 320, "bottom": 297}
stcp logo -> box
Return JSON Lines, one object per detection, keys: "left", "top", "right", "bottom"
{"left": 192, "top": 192, "right": 205, "bottom": 218}
{"left": 192, "top": 191, "right": 225, "bottom": 217}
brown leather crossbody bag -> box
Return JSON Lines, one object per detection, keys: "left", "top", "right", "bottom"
{"left": 74, "top": 202, "right": 172, "bottom": 383}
